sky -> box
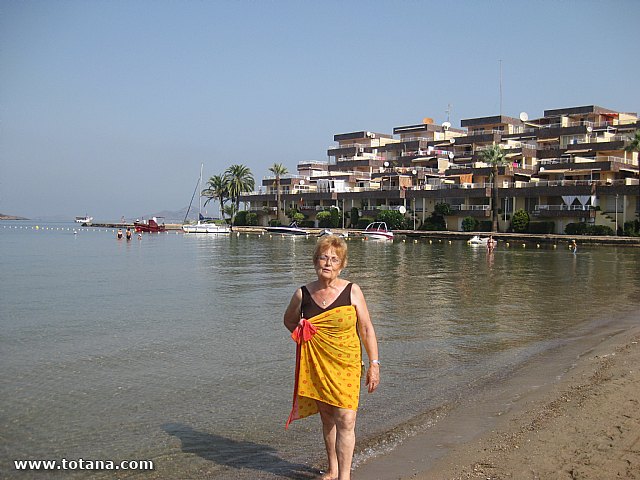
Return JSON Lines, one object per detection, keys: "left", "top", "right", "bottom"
{"left": 1, "top": 0, "right": 639, "bottom": 220}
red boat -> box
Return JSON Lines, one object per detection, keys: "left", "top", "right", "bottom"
{"left": 134, "top": 217, "right": 166, "bottom": 233}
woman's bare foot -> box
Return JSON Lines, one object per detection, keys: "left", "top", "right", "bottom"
{"left": 319, "top": 470, "right": 337, "bottom": 480}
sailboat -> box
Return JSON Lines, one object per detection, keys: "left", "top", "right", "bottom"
{"left": 182, "top": 164, "right": 231, "bottom": 234}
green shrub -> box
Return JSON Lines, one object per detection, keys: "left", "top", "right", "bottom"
{"left": 434, "top": 202, "right": 452, "bottom": 216}
{"left": 511, "top": 209, "right": 530, "bottom": 233}
{"left": 376, "top": 210, "right": 406, "bottom": 230}
{"left": 245, "top": 212, "right": 258, "bottom": 226}
{"left": 317, "top": 211, "right": 333, "bottom": 228}
{"left": 419, "top": 214, "right": 446, "bottom": 231}
{"left": 330, "top": 207, "right": 341, "bottom": 228}
{"left": 461, "top": 216, "right": 479, "bottom": 232}
{"left": 268, "top": 219, "right": 282, "bottom": 227}
{"left": 233, "top": 210, "right": 247, "bottom": 226}
{"left": 623, "top": 220, "right": 640, "bottom": 237}
{"left": 587, "top": 224, "right": 614, "bottom": 236}
{"left": 357, "top": 216, "right": 375, "bottom": 229}
{"left": 350, "top": 207, "right": 360, "bottom": 228}
{"left": 565, "top": 222, "right": 587, "bottom": 235}
{"left": 300, "top": 220, "right": 315, "bottom": 228}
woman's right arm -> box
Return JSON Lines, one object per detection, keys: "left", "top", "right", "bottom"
{"left": 283, "top": 288, "right": 303, "bottom": 333}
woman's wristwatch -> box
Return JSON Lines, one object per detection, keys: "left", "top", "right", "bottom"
{"left": 370, "top": 359, "right": 381, "bottom": 366}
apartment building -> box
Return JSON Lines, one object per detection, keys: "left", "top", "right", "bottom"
{"left": 241, "top": 105, "right": 639, "bottom": 234}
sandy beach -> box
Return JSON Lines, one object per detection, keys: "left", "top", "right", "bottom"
{"left": 354, "top": 315, "right": 640, "bottom": 480}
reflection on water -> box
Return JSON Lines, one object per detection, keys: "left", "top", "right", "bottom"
{"left": 1, "top": 224, "right": 639, "bottom": 478}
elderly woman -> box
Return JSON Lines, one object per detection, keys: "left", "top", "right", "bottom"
{"left": 284, "top": 235, "right": 380, "bottom": 480}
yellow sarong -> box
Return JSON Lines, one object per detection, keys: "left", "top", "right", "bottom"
{"left": 286, "top": 305, "right": 361, "bottom": 428}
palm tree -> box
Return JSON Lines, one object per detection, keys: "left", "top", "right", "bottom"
{"left": 224, "top": 164, "right": 255, "bottom": 223}
{"left": 202, "top": 174, "right": 228, "bottom": 222}
{"left": 624, "top": 129, "right": 640, "bottom": 155}
{"left": 268, "top": 163, "right": 289, "bottom": 223}
{"left": 479, "top": 144, "right": 507, "bottom": 232}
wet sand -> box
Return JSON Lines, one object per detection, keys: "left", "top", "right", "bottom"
{"left": 354, "top": 314, "right": 640, "bottom": 480}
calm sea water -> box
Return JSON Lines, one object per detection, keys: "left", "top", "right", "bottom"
{"left": 1, "top": 222, "right": 639, "bottom": 479}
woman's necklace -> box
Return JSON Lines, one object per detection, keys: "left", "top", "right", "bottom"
{"left": 316, "top": 284, "right": 335, "bottom": 307}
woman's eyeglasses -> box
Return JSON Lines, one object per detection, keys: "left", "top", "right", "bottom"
{"left": 317, "top": 254, "right": 341, "bottom": 265}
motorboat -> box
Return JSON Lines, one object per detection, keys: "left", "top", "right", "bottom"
{"left": 183, "top": 218, "right": 230, "bottom": 234}
{"left": 265, "top": 222, "right": 309, "bottom": 236}
{"left": 182, "top": 164, "right": 231, "bottom": 235}
{"left": 134, "top": 217, "right": 166, "bottom": 233}
{"left": 362, "top": 222, "right": 394, "bottom": 241}
{"left": 75, "top": 215, "right": 93, "bottom": 225}
{"left": 318, "top": 229, "right": 348, "bottom": 238}
{"left": 467, "top": 235, "right": 497, "bottom": 247}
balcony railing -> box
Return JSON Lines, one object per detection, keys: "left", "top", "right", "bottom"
{"left": 328, "top": 143, "right": 370, "bottom": 150}
{"left": 538, "top": 155, "right": 638, "bottom": 167}
{"left": 535, "top": 205, "right": 594, "bottom": 211}
{"left": 241, "top": 177, "right": 635, "bottom": 198}
{"left": 450, "top": 205, "right": 490, "bottom": 211}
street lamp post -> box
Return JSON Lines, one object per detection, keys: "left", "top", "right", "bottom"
{"left": 412, "top": 169, "right": 418, "bottom": 230}
{"left": 615, "top": 193, "right": 619, "bottom": 235}
{"left": 383, "top": 161, "right": 390, "bottom": 191}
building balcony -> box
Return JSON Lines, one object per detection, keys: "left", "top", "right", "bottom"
{"left": 532, "top": 205, "right": 596, "bottom": 218}
{"left": 448, "top": 205, "right": 491, "bottom": 217}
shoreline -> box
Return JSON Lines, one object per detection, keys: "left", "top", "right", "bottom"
{"left": 353, "top": 311, "right": 640, "bottom": 479}
{"left": 3, "top": 220, "right": 639, "bottom": 245}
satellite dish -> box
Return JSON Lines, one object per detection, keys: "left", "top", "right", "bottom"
{"left": 586, "top": 126, "right": 593, "bottom": 133}
{"left": 299, "top": 179, "right": 305, "bottom": 185}
{"left": 442, "top": 121, "right": 451, "bottom": 130}
{"left": 519, "top": 112, "right": 529, "bottom": 122}
{"left": 398, "top": 206, "right": 407, "bottom": 214}
{"left": 448, "top": 152, "right": 455, "bottom": 160}
{"left": 449, "top": 138, "right": 456, "bottom": 144}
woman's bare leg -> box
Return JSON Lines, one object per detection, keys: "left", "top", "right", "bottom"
{"left": 317, "top": 401, "right": 357, "bottom": 480}
{"left": 317, "top": 402, "right": 338, "bottom": 479}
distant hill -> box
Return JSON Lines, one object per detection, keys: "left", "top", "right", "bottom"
{"left": 136, "top": 204, "right": 224, "bottom": 224}
{"left": 136, "top": 206, "right": 193, "bottom": 224}
{"left": 0, "top": 213, "right": 29, "bottom": 220}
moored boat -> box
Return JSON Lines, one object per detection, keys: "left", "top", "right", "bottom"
{"left": 265, "top": 222, "right": 309, "bottom": 236}
{"left": 183, "top": 217, "right": 230, "bottom": 234}
{"left": 182, "top": 164, "right": 231, "bottom": 235}
{"left": 318, "top": 229, "right": 348, "bottom": 238}
{"left": 75, "top": 215, "right": 93, "bottom": 225}
{"left": 134, "top": 217, "right": 166, "bottom": 233}
{"left": 362, "top": 222, "right": 394, "bottom": 241}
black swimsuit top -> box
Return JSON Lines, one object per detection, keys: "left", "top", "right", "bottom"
{"left": 301, "top": 283, "right": 353, "bottom": 319}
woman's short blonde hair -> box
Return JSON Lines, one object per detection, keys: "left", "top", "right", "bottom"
{"left": 313, "top": 235, "right": 348, "bottom": 268}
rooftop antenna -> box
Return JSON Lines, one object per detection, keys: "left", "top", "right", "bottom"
{"left": 445, "top": 103, "right": 452, "bottom": 123}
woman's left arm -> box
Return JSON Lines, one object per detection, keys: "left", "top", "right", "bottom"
{"left": 352, "top": 283, "right": 380, "bottom": 393}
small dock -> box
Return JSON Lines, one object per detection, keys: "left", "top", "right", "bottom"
{"left": 90, "top": 222, "right": 183, "bottom": 231}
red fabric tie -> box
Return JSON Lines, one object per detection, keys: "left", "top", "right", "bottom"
{"left": 291, "top": 318, "right": 317, "bottom": 344}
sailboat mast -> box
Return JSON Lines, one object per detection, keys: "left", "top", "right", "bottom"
{"left": 198, "top": 163, "right": 203, "bottom": 220}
